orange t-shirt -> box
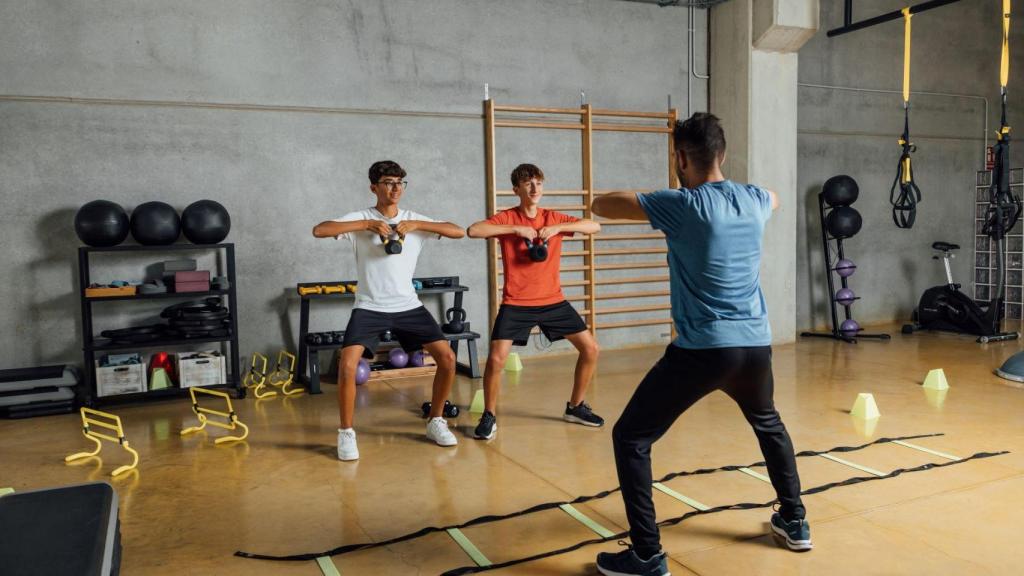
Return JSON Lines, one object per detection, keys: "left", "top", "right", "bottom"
{"left": 487, "top": 207, "right": 579, "bottom": 306}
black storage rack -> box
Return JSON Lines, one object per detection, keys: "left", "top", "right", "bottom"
{"left": 77, "top": 243, "right": 243, "bottom": 405}
{"left": 296, "top": 275, "right": 482, "bottom": 394}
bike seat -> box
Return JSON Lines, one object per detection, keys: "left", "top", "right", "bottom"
{"left": 932, "top": 241, "right": 960, "bottom": 252}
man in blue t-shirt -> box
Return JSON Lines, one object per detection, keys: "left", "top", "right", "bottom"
{"left": 591, "top": 113, "right": 810, "bottom": 576}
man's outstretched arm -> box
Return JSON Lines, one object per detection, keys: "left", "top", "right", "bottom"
{"left": 591, "top": 192, "right": 649, "bottom": 221}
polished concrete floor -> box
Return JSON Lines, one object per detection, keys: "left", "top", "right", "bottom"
{"left": 4, "top": 324, "right": 1024, "bottom": 575}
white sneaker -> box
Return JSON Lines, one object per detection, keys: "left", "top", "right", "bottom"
{"left": 337, "top": 428, "right": 359, "bottom": 461}
{"left": 426, "top": 417, "right": 458, "bottom": 447}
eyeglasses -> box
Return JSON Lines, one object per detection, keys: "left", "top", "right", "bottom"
{"left": 377, "top": 180, "right": 408, "bottom": 190}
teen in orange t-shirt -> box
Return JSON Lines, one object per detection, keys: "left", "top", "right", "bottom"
{"left": 466, "top": 163, "right": 603, "bottom": 440}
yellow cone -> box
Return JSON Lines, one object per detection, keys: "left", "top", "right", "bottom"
{"left": 850, "top": 393, "right": 881, "bottom": 420}
{"left": 923, "top": 368, "right": 949, "bottom": 391}
{"left": 504, "top": 352, "right": 523, "bottom": 372}
{"left": 469, "top": 389, "right": 485, "bottom": 413}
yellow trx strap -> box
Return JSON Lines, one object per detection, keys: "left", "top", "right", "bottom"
{"left": 902, "top": 7, "right": 912, "bottom": 104}
{"left": 892, "top": 6, "right": 920, "bottom": 229}
{"left": 1002, "top": 0, "right": 1011, "bottom": 90}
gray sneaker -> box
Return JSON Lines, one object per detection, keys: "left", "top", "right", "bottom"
{"left": 770, "top": 512, "right": 813, "bottom": 551}
{"left": 473, "top": 410, "right": 497, "bottom": 440}
{"left": 596, "top": 542, "right": 670, "bottom": 576}
{"left": 564, "top": 401, "right": 604, "bottom": 427}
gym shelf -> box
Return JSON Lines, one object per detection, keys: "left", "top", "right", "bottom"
{"left": 84, "top": 289, "right": 230, "bottom": 301}
{"left": 77, "top": 243, "right": 242, "bottom": 406}
{"left": 93, "top": 381, "right": 236, "bottom": 404}
{"left": 87, "top": 335, "right": 234, "bottom": 352}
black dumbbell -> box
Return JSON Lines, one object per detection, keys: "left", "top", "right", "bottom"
{"left": 420, "top": 400, "right": 460, "bottom": 418}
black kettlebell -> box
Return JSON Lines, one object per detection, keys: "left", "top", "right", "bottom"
{"left": 381, "top": 226, "right": 404, "bottom": 255}
{"left": 524, "top": 237, "right": 549, "bottom": 262}
{"left": 442, "top": 307, "right": 466, "bottom": 334}
{"left": 421, "top": 400, "right": 460, "bottom": 418}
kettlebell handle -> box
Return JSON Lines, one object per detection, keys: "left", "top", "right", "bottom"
{"left": 446, "top": 307, "right": 466, "bottom": 322}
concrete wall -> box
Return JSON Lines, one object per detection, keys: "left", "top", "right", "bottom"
{"left": 796, "top": 0, "right": 1024, "bottom": 331}
{"left": 0, "top": 1, "right": 707, "bottom": 370}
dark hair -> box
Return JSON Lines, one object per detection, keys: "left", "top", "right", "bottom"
{"left": 369, "top": 160, "right": 407, "bottom": 184}
{"left": 510, "top": 163, "right": 545, "bottom": 187}
{"left": 673, "top": 113, "right": 726, "bottom": 171}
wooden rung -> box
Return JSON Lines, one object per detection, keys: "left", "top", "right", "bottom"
{"left": 592, "top": 109, "right": 674, "bottom": 120}
{"left": 595, "top": 304, "right": 671, "bottom": 315}
{"left": 561, "top": 280, "right": 590, "bottom": 287}
{"left": 597, "top": 318, "right": 674, "bottom": 329}
{"left": 594, "top": 189, "right": 656, "bottom": 195}
{"left": 495, "top": 190, "right": 586, "bottom": 196}
{"left": 595, "top": 219, "right": 650, "bottom": 225}
{"left": 494, "top": 104, "right": 584, "bottom": 115}
{"left": 594, "top": 289, "right": 670, "bottom": 300}
{"left": 493, "top": 204, "right": 586, "bottom": 212}
{"left": 592, "top": 123, "right": 672, "bottom": 134}
{"left": 498, "top": 250, "right": 591, "bottom": 259}
{"left": 565, "top": 294, "right": 590, "bottom": 302}
{"left": 595, "top": 262, "right": 667, "bottom": 271}
{"left": 596, "top": 247, "right": 667, "bottom": 256}
{"left": 594, "top": 275, "right": 669, "bottom": 285}
{"left": 596, "top": 233, "right": 664, "bottom": 241}
{"left": 499, "top": 264, "right": 590, "bottom": 274}
{"left": 495, "top": 120, "right": 583, "bottom": 130}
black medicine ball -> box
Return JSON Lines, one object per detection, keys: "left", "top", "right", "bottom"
{"left": 181, "top": 200, "right": 231, "bottom": 244}
{"left": 825, "top": 206, "right": 863, "bottom": 239}
{"left": 130, "top": 201, "right": 181, "bottom": 245}
{"left": 74, "top": 200, "right": 130, "bottom": 247}
{"left": 822, "top": 175, "right": 859, "bottom": 207}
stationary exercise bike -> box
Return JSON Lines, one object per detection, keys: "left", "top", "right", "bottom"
{"left": 902, "top": 242, "right": 1018, "bottom": 343}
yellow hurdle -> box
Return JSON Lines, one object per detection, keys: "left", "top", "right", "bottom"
{"left": 243, "top": 352, "right": 275, "bottom": 399}
{"left": 65, "top": 407, "right": 140, "bottom": 477}
{"left": 268, "top": 350, "right": 302, "bottom": 396}
{"left": 180, "top": 387, "right": 249, "bottom": 444}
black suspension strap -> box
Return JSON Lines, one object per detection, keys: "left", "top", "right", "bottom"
{"left": 983, "top": 0, "right": 1021, "bottom": 241}
{"left": 236, "top": 433, "right": 945, "bottom": 562}
{"left": 891, "top": 7, "right": 922, "bottom": 229}
{"left": 440, "top": 449, "right": 1009, "bottom": 576}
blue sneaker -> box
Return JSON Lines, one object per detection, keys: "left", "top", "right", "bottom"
{"left": 596, "top": 542, "right": 670, "bottom": 576}
{"left": 770, "top": 512, "right": 813, "bottom": 551}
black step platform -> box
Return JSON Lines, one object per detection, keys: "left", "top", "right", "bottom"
{"left": 0, "top": 482, "right": 121, "bottom": 575}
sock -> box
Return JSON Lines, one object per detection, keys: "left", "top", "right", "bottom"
{"left": 338, "top": 427, "right": 353, "bottom": 433}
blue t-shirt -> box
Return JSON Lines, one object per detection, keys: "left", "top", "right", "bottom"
{"left": 637, "top": 180, "right": 773, "bottom": 349}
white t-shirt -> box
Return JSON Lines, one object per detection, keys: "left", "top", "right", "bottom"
{"left": 332, "top": 207, "right": 439, "bottom": 312}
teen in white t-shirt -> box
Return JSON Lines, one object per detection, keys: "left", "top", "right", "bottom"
{"left": 313, "top": 161, "right": 466, "bottom": 460}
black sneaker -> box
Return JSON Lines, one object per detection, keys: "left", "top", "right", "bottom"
{"left": 770, "top": 512, "right": 813, "bottom": 551}
{"left": 473, "top": 410, "right": 497, "bottom": 440}
{"left": 596, "top": 542, "right": 669, "bottom": 576}
{"left": 564, "top": 401, "right": 604, "bottom": 427}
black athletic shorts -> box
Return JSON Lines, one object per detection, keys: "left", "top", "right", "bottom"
{"left": 342, "top": 306, "right": 445, "bottom": 355}
{"left": 491, "top": 300, "right": 588, "bottom": 346}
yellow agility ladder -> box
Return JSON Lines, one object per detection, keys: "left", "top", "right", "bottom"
{"left": 65, "top": 407, "right": 140, "bottom": 477}
{"left": 181, "top": 387, "right": 249, "bottom": 444}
